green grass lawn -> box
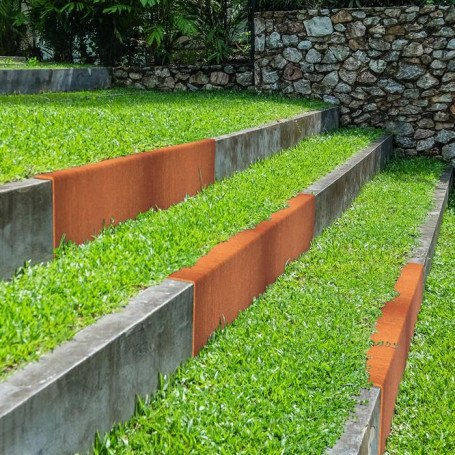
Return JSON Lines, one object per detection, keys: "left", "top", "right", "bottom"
{"left": 386, "top": 191, "right": 455, "bottom": 455}
{"left": 92, "top": 158, "right": 444, "bottom": 455}
{"left": 0, "top": 128, "right": 379, "bottom": 378}
{"left": 0, "top": 88, "right": 326, "bottom": 184}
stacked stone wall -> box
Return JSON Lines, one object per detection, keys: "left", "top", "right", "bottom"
{"left": 113, "top": 64, "right": 254, "bottom": 92}
{"left": 254, "top": 6, "right": 455, "bottom": 162}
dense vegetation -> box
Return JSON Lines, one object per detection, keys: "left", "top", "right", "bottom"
{"left": 386, "top": 192, "right": 455, "bottom": 454}
{"left": 0, "top": 88, "right": 325, "bottom": 184}
{"left": 0, "top": 128, "right": 380, "bottom": 378}
{"left": 0, "top": 0, "right": 249, "bottom": 65}
{"left": 93, "top": 158, "right": 443, "bottom": 454}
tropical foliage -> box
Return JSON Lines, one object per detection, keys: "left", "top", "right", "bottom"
{"left": 0, "top": 0, "right": 250, "bottom": 65}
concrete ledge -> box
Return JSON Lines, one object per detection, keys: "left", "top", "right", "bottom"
{"left": 0, "top": 279, "right": 193, "bottom": 455}
{"left": 304, "top": 135, "right": 393, "bottom": 236}
{"left": 0, "top": 179, "right": 53, "bottom": 279}
{"left": 410, "top": 167, "right": 453, "bottom": 280}
{"left": 214, "top": 107, "right": 339, "bottom": 180}
{"left": 0, "top": 67, "right": 112, "bottom": 95}
{"left": 328, "top": 387, "right": 381, "bottom": 455}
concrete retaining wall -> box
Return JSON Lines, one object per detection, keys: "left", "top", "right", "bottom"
{"left": 328, "top": 387, "right": 381, "bottom": 455}
{"left": 0, "top": 279, "right": 193, "bottom": 455}
{"left": 214, "top": 107, "right": 339, "bottom": 180}
{"left": 0, "top": 67, "right": 111, "bottom": 95}
{"left": 305, "top": 135, "right": 393, "bottom": 236}
{"left": 0, "top": 107, "right": 338, "bottom": 280}
{"left": 0, "top": 179, "right": 53, "bottom": 279}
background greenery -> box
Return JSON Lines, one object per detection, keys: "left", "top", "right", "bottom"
{"left": 0, "top": 0, "right": 249, "bottom": 65}
{"left": 3, "top": 1, "right": 451, "bottom": 65}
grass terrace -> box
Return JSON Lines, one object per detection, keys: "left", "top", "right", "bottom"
{"left": 0, "top": 88, "right": 326, "bottom": 184}
{"left": 0, "top": 128, "right": 379, "bottom": 377}
{"left": 386, "top": 192, "right": 455, "bottom": 454}
{"left": 92, "top": 158, "right": 444, "bottom": 455}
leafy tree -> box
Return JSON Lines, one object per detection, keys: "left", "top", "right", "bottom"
{"left": 0, "top": 0, "right": 27, "bottom": 55}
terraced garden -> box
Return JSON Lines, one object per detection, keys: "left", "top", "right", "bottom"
{"left": 0, "top": 89, "right": 325, "bottom": 184}
{"left": 91, "top": 157, "right": 444, "bottom": 454}
{"left": 386, "top": 192, "right": 455, "bottom": 454}
{"left": 0, "top": 128, "right": 378, "bottom": 378}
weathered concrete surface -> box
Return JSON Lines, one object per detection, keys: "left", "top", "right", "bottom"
{"left": 305, "top": 135, "right": 393, "bottom": 236}
{"left": 328, "top": 387, "right": 381, "bottom": 455}
{"left": 0, "top": 179, "right": 53, "bottom": 279}
{"left": 214, "top": 107, "right": 339, "bottom": 180}
{"left": 410, "top": 167, "right": 453, "bottom": 280}
{"left": 0, "top": 279, "right": 193, "bottom": 455}
{"left": 0, "top": 67, "right": 111, "bottom": 95}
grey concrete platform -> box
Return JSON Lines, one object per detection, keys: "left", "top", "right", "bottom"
{"left": 0, "top": 279, "right": 193, "bottom": 455}
{"left": 214, "top": 107, "right": 339, "bottom": 180}
{"left": 0, "top": 67, "right": 111, "bottom": 95}
{"left": 410, "top": 166, "right": 453, "bottom": 280}
{"left": 305, "top": 135, "right": 393, "bottom": 236}
{"left": 328, "top": 388, "right": 381, "bottom": 455}
{"left": 0, "top": 179, "right": 53, "bottom": 279}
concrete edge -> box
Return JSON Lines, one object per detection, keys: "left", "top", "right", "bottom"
{"left": 409, "top": 166, "right": 454, "bottom": 280}
{"left": 0, "top": 67, "right": 112, "bottom": 95}
{"left": 0, "top": 279, "right": 193, "bottom": 455}
{"left": 214, "top": 106, "right": 340, "bottom": 180}
{"left": 304, "top": 134, "right": 393, "bottom": 236}
{"left": 328, "top": 167, "right": 453, "bottom": 455}
{"left": 0, "top": 178, "right": 54, "bottom": 280}
{"left": 328, "top": 387, "right": 381, "bottom": 455}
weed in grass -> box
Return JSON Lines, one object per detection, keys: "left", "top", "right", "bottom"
{"left": 0, "top": 128, "right": 380, "bottom": 378}
{"left": 0, "top": 88, "right": 326, "bottom": 184}
{"left": 386, "top": 192, "right": 455, "bottom": 455}
{"left": 92, "top": 158, "right": 444, "bottom": 454}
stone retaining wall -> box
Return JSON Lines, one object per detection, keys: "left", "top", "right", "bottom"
{"left": 254, "top": 6, "right": 455, "bottom": 163}
{"left": 113, "top": 64, "right": 254, "bottom": 92}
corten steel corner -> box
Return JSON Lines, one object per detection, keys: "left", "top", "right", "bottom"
{"left": 37, "top": 139, "right": 216, "bottom": 247}
{"left": 171, "top": 194, "right": 316, "bottom": 355}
